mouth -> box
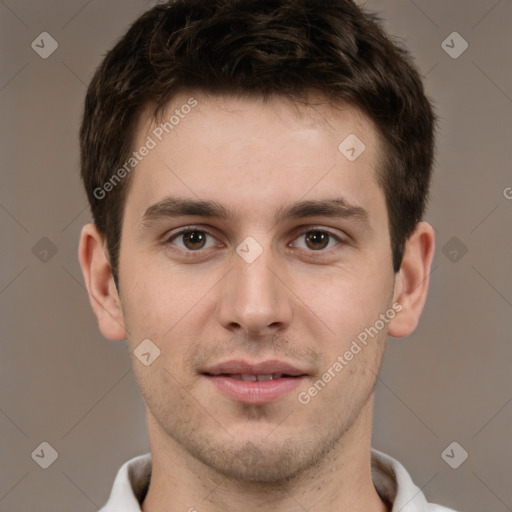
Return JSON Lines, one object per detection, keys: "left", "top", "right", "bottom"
{"left": 201, "top": 360, "right": 308, "bottom": 404}
{"left": 204, "top": 373, "right": 302, "bottom": 381}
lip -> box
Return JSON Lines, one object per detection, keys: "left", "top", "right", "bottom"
{"left": 205, "top": 375, "right": 305, "bottom": 404}
{"left": 201, "top": 359, "right": 309, "bottom": 405}
{"left": 202, "top": 359, "right": 307, "bottom": 377}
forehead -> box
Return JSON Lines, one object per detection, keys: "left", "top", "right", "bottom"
{"left": 125, "top": 91, "right": 385, "bottom": 226}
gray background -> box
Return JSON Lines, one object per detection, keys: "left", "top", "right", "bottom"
{"left": 1, "top": 1, "right": 511, "bottom": 511}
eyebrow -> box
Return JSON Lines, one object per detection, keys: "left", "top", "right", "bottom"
{"left": 140, "top": 196, "right": 370, "bottom": 229}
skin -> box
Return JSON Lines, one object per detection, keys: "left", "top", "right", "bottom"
{"left": 79, "top": 91, "right": 435, "bottom": 512}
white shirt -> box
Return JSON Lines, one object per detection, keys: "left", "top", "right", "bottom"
{"left": 99, "top": 448, "right": 458, "bottom": 511}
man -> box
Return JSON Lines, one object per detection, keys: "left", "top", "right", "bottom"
{"left": 78, "top": 1, "right": 456, "bottom": 510}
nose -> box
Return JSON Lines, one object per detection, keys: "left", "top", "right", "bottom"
{"left": 217, "top": 242, "right": 293, "bottom": 336}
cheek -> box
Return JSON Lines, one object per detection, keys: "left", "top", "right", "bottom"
{"left": 132, "top": 362, "right": 185, "bottom": 423}
{"left": 120, "top": 254, "right": 191, "bottom": 336}
{"left": 306, "top": 268, "right": 391, "bottom": 334}
{"left": 121, "top": 263, "right": 217, "bottom": 376}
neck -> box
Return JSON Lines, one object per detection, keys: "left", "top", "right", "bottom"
{"left": 142, "top": 398, "right": 388, "bottom": 512}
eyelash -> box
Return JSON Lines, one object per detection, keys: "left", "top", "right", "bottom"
{"left": 162, "top": 225, "right": 346, "bottom": 258}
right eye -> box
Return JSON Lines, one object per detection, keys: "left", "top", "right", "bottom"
{"left": 164, "top": 227, "right": 221, "bottom": 252}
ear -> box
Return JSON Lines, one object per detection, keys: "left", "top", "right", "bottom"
{"left": 388, "top": 221, "right": 435, "bottom": 338}
{"left": 78, "top": 223, "right": 127, "bottom": 341}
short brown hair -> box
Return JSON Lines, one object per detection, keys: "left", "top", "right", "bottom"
{"left": 80, "top": 0, "right": 437, "bottom": 281}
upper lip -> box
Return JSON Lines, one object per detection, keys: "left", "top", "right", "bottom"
{"left": 202, "top": 359, "right": 308, "bottom": 377}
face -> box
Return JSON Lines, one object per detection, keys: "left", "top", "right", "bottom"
{"left": 117, "top": 92, "right": 399, "bottom": 482}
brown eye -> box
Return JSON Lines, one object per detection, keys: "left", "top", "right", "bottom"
{"left": 304, "top": 231, "right": 330, "bottom": 250}
{"left": 290, "top": 228, "right": 342, "bottom": 253}
{"left": 183, "top": 231, "right": 206, "bottom": 250}
{"left": 168, "top": 229, "right": 217, "bottom": 251}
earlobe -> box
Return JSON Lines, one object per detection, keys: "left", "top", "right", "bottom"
{"left": 78, "top": 223, "right": 127, "bottom": 341}
{"left": 388, "top": 221, "right": 435, "bottom": 338}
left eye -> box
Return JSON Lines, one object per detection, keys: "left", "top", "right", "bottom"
{"left": 290, "top": 230, "right": 341, "bottom": 251}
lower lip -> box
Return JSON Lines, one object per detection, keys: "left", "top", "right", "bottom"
{"left": 205, "top": 375, "right": 305, "bottom": 404}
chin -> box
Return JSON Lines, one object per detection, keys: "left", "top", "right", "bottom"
{"left": 186, "top": 434, "right": 332, "bottom": 484}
